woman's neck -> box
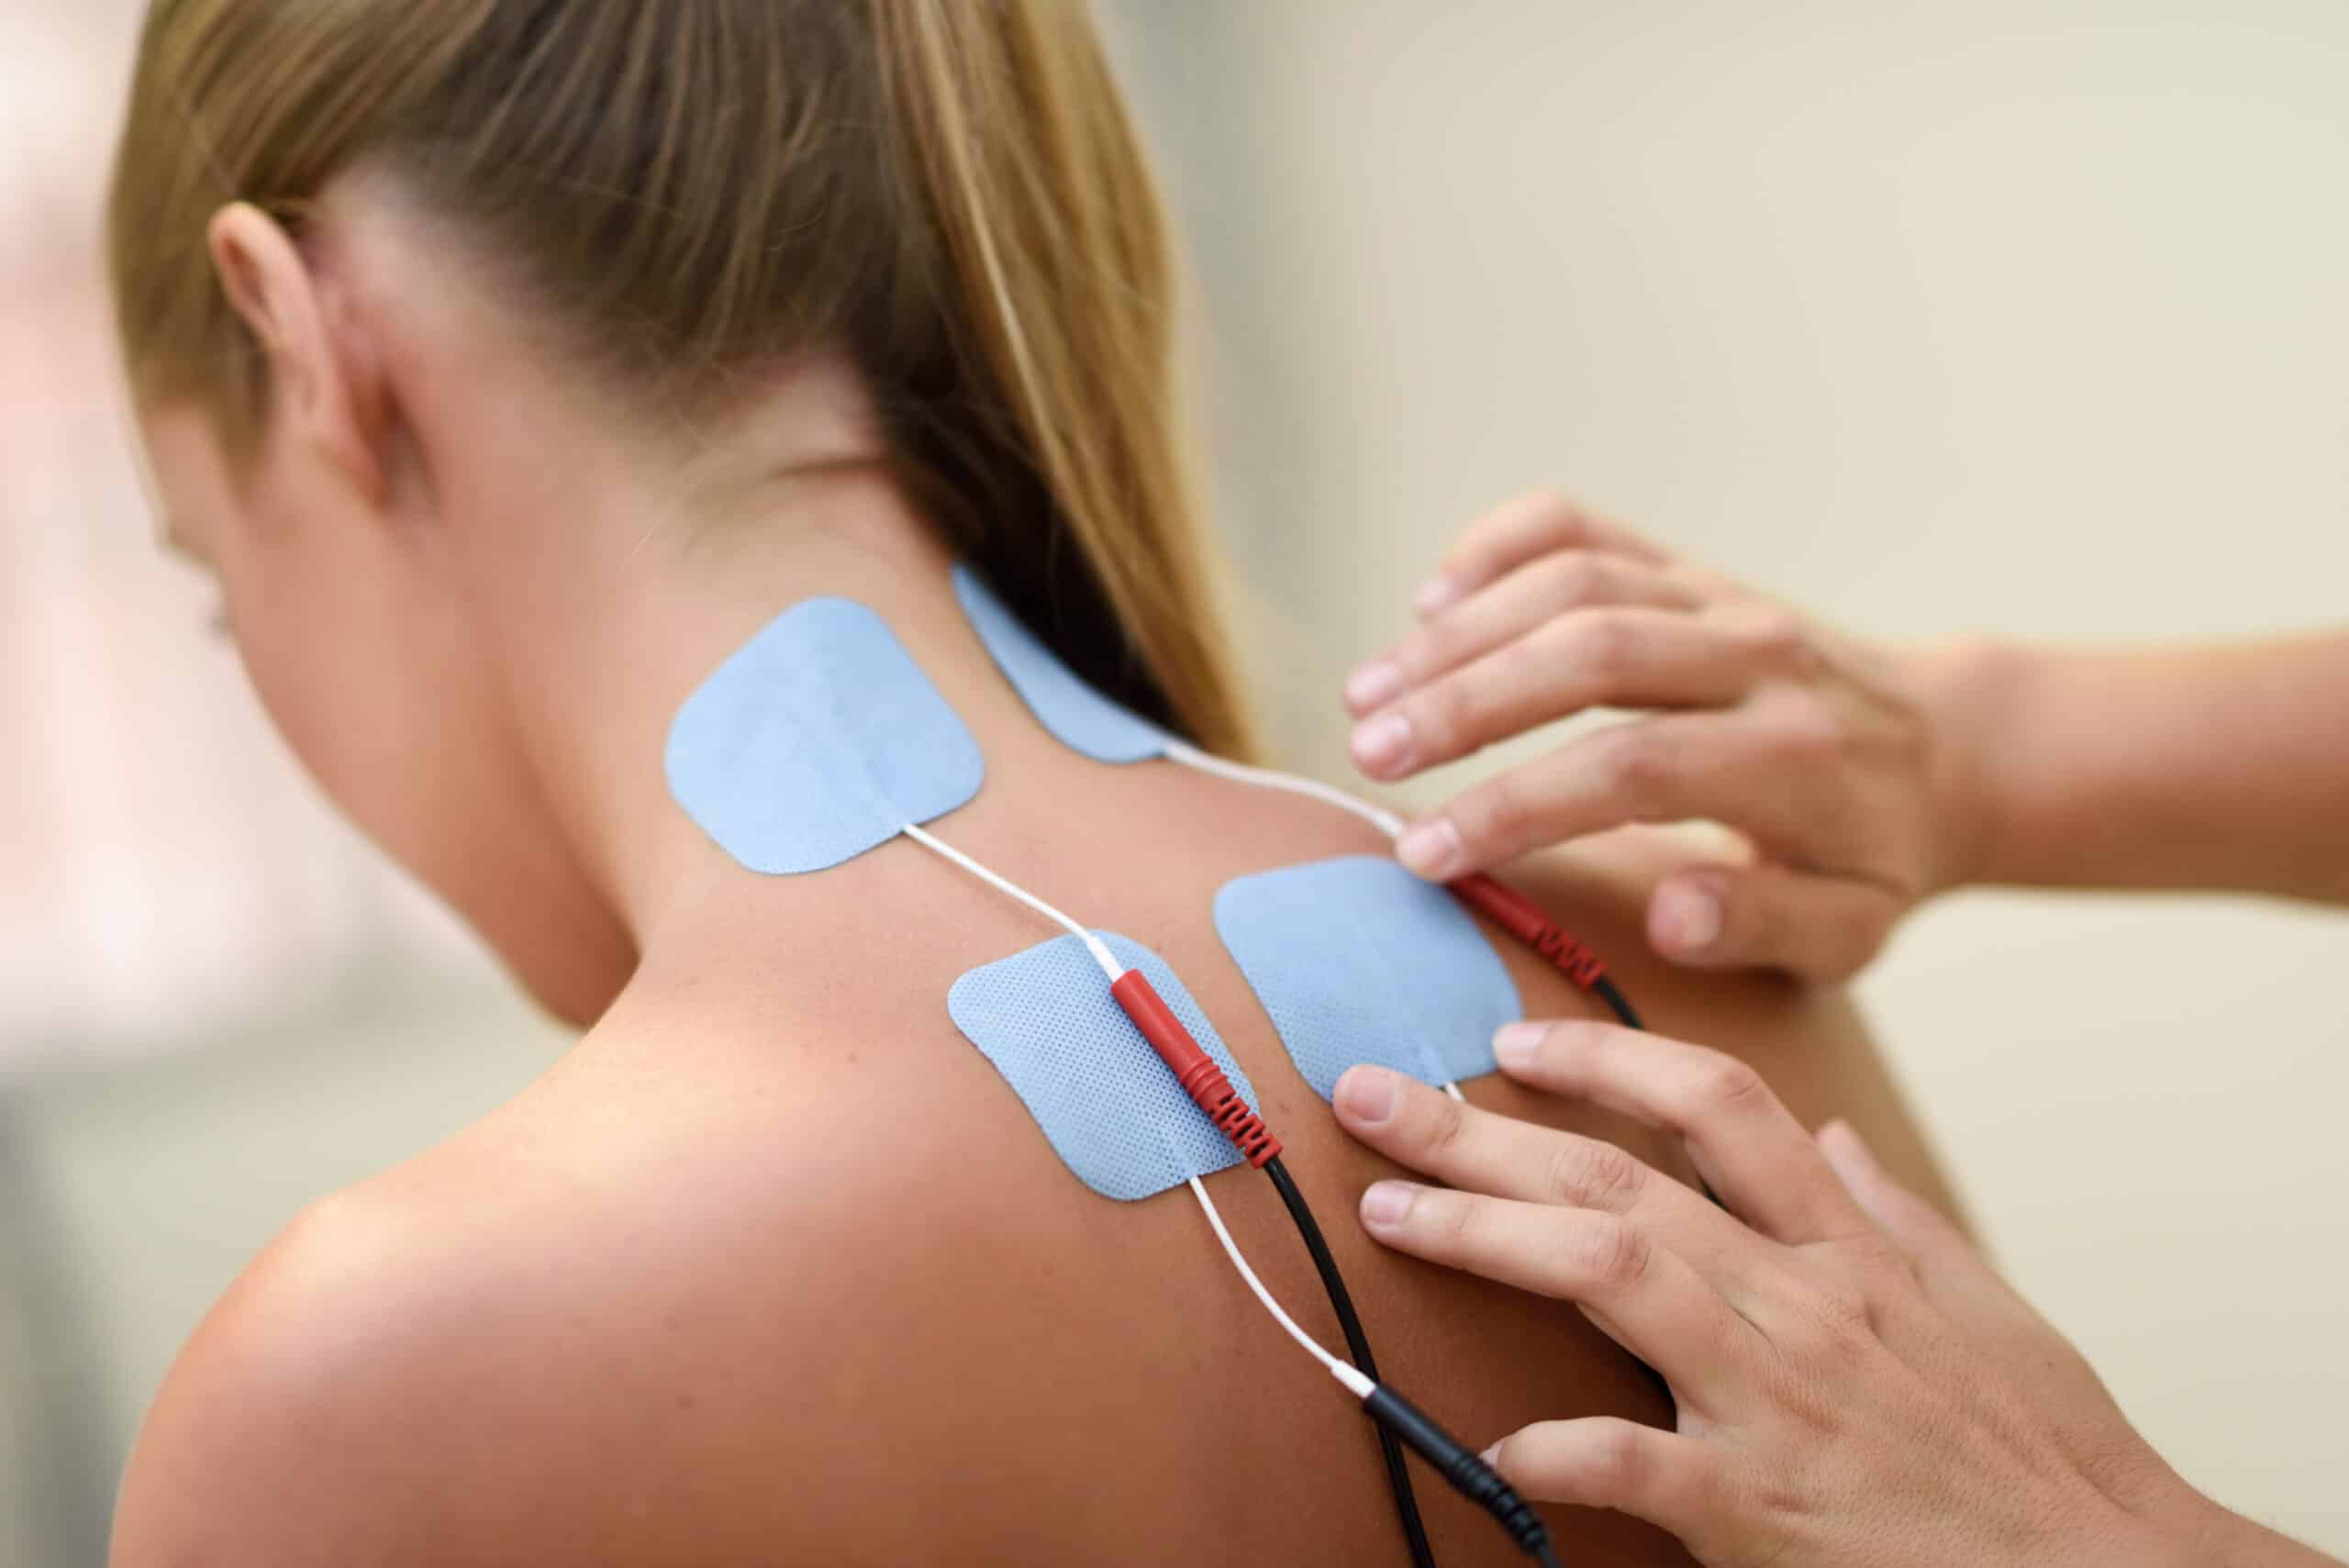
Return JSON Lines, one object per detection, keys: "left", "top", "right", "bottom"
{"left": 499, "top": 453, "right": 1119, "bottom": 1029}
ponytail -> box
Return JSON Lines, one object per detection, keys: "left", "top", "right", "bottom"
{"left": 114, "top": 0, "right": 1254, "bottom": 756}
{"left": 873, "top": 0, "right": 1256, "bottom": 759}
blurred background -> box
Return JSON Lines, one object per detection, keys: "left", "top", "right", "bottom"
{"left": 5, "top": 1, "right": 2344, "bottom": 1562}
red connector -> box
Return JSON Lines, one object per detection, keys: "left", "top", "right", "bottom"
{"left": 1448, "top": 872, "right": 1609, "bottom": 991}
{"left": 1110, "top": 970, "right": 1283, "bottom": 1167}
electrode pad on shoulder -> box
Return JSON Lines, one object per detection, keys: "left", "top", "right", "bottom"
{"left": 950, "top": 932, "right": 1260, "bottom": 1200}
{"left": 1215, "top": 855, "right": 1520, "bottom": 1099}
{"left": 953, "top": 566, "right": 1172, "bottom": 764}
{"left": 666, "top": 598, "right": 984, "bottom": 874}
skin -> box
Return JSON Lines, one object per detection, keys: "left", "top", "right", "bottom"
{"left": 113, "top": 184, "right": 1957, "bottom": 1566}
{"left": 1342, "top": 490, "right": 2349, "bottom": 978}
{"left": 1331, "top": 1034, "right": 2342, "bottom": 1568}
{"left": 1334, "top": 490, "right": 2346, "bottom": 1562}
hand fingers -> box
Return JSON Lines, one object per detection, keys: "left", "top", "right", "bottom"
{"left": 1419, "top": 491, "right": 1672, "bottom": 616}
{"left": 1358, "top": 1181, "right": 1758, "bottom": 1404}
{"left": 1647, "top": 865, "right": 1903, "bottom": 979}
{"left": 1333, "top": 1064, "right": 1744, "bottom": 1258}
{"left": 1496, "top": 1022, "right": 1869, "bottom": 1246}
{"left": 1816, "top": 1120, "right": 1998, "bottom": 1307}
{"left": 1396, "top": 711, "right": 1804, "bottom": 882}
{"left": 1346, "top": 551, "right": 1702, "bottom": 715}
{"left": 1486, "top": 1417, "right": 1730, "bottom": 1540}
{"left": 1351, "top": 608, "right": 1778, "bottom": 784}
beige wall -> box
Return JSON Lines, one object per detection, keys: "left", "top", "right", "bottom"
{"left": 1113, "top": 0, "right": 2349, "bottom": 1548}
{"left": 12, "top": 2, "right": 2345, "bottom": 1561}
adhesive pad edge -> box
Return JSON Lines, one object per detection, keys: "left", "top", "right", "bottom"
{"left": 949, "top": 931, "right": 1257, "bottom": 1201}
{"left": 952, "top": 565, "right": 1171, "bottom": 764}
{"left": 1214, "top": 855, "right": 1521, "bottom": 1100}
{"left": 665, "top": 597, "right": 984, "bottom": 874}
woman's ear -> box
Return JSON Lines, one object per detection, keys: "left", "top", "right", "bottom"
{"left": 207, "top": 202, "right": 390, "bottom": 506}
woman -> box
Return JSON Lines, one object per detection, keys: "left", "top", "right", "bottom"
{"left": 105, "top": 4, "right": 1954, "bottom": 1562}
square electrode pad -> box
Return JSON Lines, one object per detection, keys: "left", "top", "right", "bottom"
{"left": 952, "top": 566, "right": 1172, "bottom": 764}
{"left": 1215, "top": 855, "right": 1521, "bottom": 1099}
{"left": 665, "top": 597, "right": 984, "bottom": 874}
{"left": 949, "top": 932, "right": 1259, "bottom": 1201}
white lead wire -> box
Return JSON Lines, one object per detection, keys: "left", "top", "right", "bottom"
{"left": 1163, "top": 743, "right": 1471, "bottom": 1103}
{"left": 902, "top": 822, "right": 1123, "bottom": 981}
{"left": 1163, "top": 740, "right": 1408, "bottom": 840}
{"left": 1188, "top": 1176, "right": 1375, "bottom": 1400}
{"left": 900, "top": 819, "right": 1367, "bottom": 1401}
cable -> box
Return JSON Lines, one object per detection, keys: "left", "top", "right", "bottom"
{"left": 1590, "top": 974, "right": 1642, "bottom": 1031}
{"left": 902, "top": 823, "right": 1121, "bottom": 980}
{"left": 1163, "top": 739, "right": 1408, "bottom": 837}
{"left": 906, "top": 808, "right": 1581, "bottom": 1562}
{"left": 1190, "top": 1177, "right": 1560, "bottom": 1563}
{"left": 1186, "top": 1176, "right": 1374, "bottom": 1397}
{"left": 1264, "top": 1157, "right": 1437, "bottom": 1568}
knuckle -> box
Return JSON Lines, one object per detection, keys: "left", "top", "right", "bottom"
{"left": 1742, "top": 607, "right": 1809, "bottom": 665}
{"left": 1688, "top": 1054, "right": 1769, "bottom": 1121}
{"left": 1523, "top": 486, "right": 1586, "bottom": 533}
{"left": 1566, "top": 1215, "right": 1650, "bottom": 1290}
{"left": 1547, "top": 1138, "right": 1643, "bottom": 1211}
{"left": 1767, "top": 695, "right": 1845, "bottom": 769}
{"left": 1419, "top": 1090, "right": 1468, "bottom": 1162}
{"left": 1556, "top": 609, "right": 1637, "bottom": 685}
{"left": 1584, "top": 1421, "right": 1650, "bottom": 1497}
{"left": 1407, "top": 683, "right": 1466, "bottom": 753}
{"left": 1431, "top": 1192, "right": 1483, "bottom": 1251}
{"left": 1540, "top": 550, "right": 1607, "bottom": 610}
{"left": 1459, "top": 769, "right": 1532, "bottom": 849}
{"left": 1594, "top": 724, "right": 1671, "bottom": 798}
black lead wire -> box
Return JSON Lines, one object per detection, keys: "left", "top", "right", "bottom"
{"left": 1263, "top": 1154, "right": 1437, "bottom": 1568}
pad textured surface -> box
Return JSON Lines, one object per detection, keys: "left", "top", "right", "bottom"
{"left": 954, "top": 566, "right": 1171, "bottom": 763}
{"left": 949, "top": 932, "right": 1258, "bottom": 1201}
{"left": 666, "top": 598, "right": 984, "bottom": 874}
{"left": 1215, "top": 855, "right": 1521, "bottom": 1099}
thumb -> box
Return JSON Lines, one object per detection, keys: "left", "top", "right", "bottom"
{"left": 1646, "top": 865, "right": 1902, "bottom": 979}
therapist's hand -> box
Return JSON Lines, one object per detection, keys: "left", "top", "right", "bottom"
{"left": 1333, "top": 1033, "right": 2337, "bottom": 1568}
{"left": 1343, "top": 491, "right": 1992, "bottom": 978}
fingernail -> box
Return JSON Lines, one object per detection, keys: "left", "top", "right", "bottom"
{"left": 1653, "top": 882, "right": 1722, "bottom": 954}
{"left": 1344, "top": 660, "right": 1404, "bottom": 712}
{"left": 1335, "top": 1065, "right": 1397, "bottom": 1126}
{"left": 1351, "top": 711, "right": 1416, "bottom": 775}
{"left": 1478, "top": 1442, "right": 1502, "bottom": 1467}
{"left": 1416, "top": 575, "right": 1461, "bottom": 616}
{"left": 1492, "top": 1020, "right": 1546, "bottom": 1066}
{"left": 1361, "top": 1181, "right": 1418, "bottom": 1229}
{"left": 1396, "top": 818, "right": 1462, "bottom": 879}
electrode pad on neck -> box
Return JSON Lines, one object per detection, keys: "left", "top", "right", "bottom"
{"left": 1215, "top": 855, "right": 1520, "bottom": 1099}
{"left": 953, "top": 566, "right": 1172, "bottom": 763}
{"left": 950, "top": 932, "right": 1260, "bottom": 1200}
{"left": 666, "top": 598, "right": 984, "bottom": 873}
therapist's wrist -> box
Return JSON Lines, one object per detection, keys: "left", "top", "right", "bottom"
{"left": 2120, "top": 1475, "right": 2340, "bottom": 1568}
{"left": 1908, "top": 634, "right": 2021, "bottom": 895}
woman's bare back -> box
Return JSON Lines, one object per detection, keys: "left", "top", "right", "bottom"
{"left": 113, "top": 717, "right": 1956, "bottom": 1567}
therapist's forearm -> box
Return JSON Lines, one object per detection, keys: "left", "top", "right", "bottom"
{"left": 1942, "top": 632, "right": 2349, "bottom": 902}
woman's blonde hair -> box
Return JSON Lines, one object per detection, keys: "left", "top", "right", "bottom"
{"left": 108, "top": 0, "right": 1253, "bottom": 756}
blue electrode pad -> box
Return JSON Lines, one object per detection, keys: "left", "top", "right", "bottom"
{"left": 950, "top": 932, "right": 1259, "bottom": 1200}
{"left": 952, "top": 566, "right": 1173, "bottom": 764}
{"left": 1214, "top": 855, "right": 1521, "bottom": 1099}
{"left": 665, "top": 598, "right": 984, "bottom": 874}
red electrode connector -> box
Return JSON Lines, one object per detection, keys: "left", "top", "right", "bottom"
{"left": 1110, "top": 969, "right": 1283, "bottom": 1167}
{"left": 1448, "top": 872, "right": 1609, "bottom": 991}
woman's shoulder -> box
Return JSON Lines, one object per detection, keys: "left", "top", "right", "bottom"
{"left": 106, "top": 1064, "right": 906, "bottom": 1566}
